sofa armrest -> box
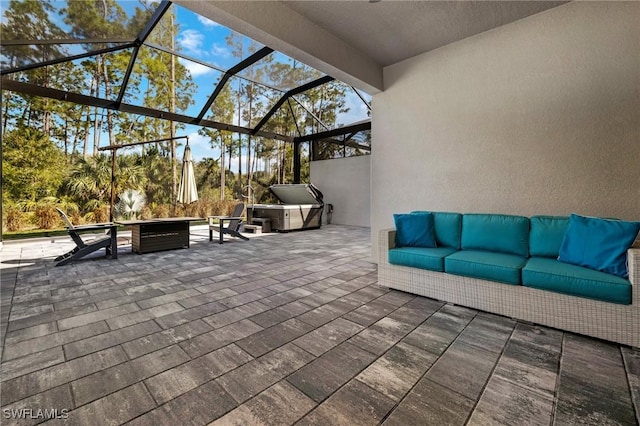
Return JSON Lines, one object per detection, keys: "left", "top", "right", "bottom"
{"left": 378, "top": 228, "right": 396, "bottom": 264}
{"left": 628, "top": 248, "right": 639, "bottom": 306}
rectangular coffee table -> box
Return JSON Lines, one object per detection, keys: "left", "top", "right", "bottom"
{"left": 115, "top": 217, "right": 201, "bottom": 254}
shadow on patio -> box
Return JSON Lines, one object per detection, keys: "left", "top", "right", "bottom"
{"left": 0, "top": 225, "right": 638, "bottom": 425}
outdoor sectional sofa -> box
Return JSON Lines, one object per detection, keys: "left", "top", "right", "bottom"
{"left": 378, "top": 212, "right": 640, "bottom": 348}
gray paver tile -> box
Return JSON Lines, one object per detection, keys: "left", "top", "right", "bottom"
{"left": 9, "top": 304, "right": 54, "bottom": 321}
{"left": 1, "top": 346, "right": 128, "bottom": 405}
{"left": 3, "top": 321, "right": 109, "bottom": 361}
{"left": 178, "top": 288, "right": 238, "bottom": 309}
{"left": 386, "top": 297, "right": 443, "bottom": 327}
{"left": 217, "top": 343, "right": 314, "bottom": 404}
{"left": 128, "top": 380, "right": 237, "bottom": 426}
{"left": 349, "top": 317, "right": 414, "bottom": 356}
{"left": 248, "top": 309, "right": 294, "bottom": 328}
{"left": 622, "top": 347, "right": 640, "bottom": 421}
{"left": 105, "top": 302, "right": 184, "bottom": 330}
{"left": 494, "top": 336, "right": 560, "bottom": 397}
{"left": 342, "top": 299, "right": 398, "bottom": 327}
{"left": 357, "top": 341, "right": 438, "bottom": 401}
{"left": 179, "top": 319, "right": 263, "bottom": 358}
{"left": 210, "top": 381, "right": 316, "bottom": 426}
{"left": 53, "top": 289, "right": 128, "bottom": 311}
{"left": 50, "top": 383, "right": 156, "bottom": 426}
{"left": 145, "top": 344, "right": 253, "bottom": 404}
{"left": 122, "top": 319, "right": 212, "bottom": 359}
{"left": 155, "top": 301, "right": 227, "bottom": 329}
{"left": 298, "top": 379, "right": 395, "bottom": 426}
{"left": 137, "top": 289, "right": 201, "bottom": 309}
{"left": 288, "top": 342, "right": 377, "bottom": 403}
{"left": 4, "top": 322, "right": 58, "bottom": 345}
{"left": 1, "top": 346, "right": 65, "bottom": 381}
{"left": 71, "top": 344, "right": 190, "bottom": 406}
{"left": 554, "top": 335, "right": 636, "bottom": 425}
{"left": 0, "top": 385, "right": 74, "bottom": 426}
{"left": 93, "top": 288, "right": 165, "bottom": 310}
{"left": 293, "top": 317, "right": 364, "bottom": 356}
{"left": 426, "top": 340, "right": 500, "bottom": 400}
{"left": 63, "top": 320, "right": 161, "bottom": 360}
{"left": 382, "top": 378, "right": 475, "bottom": 426}
{"left": 57, "top": 303, "right": 140, "bottom": 330}
{"left": 467, "top": 375, "right": 554, "bottom": 426}
{"left": 456, "top": 313, "right": 515, "bottom": 353}
{"left": 235, "top": 318, "right": 313, "bottom": 358}
{"left": 7, "top": 304, "right": 98, "bottom": 332}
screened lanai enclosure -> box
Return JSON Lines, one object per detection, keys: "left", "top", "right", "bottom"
{"left": 1, "top": 0, "right": 371, "bottom": 232}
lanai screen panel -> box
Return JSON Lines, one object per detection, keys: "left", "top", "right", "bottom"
{"left": 1, "top": 0, "right": 371, "bottom": 144}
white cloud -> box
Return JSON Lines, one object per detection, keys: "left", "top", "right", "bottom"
{"left": 197, "top": 15, "right": 220, "bottom": 29}
{"left": 178, "top": 57, "right": 214, "bottom": 78}
{"left": 184, "top": 132, "right": 215, "bottom": 161}
{"left": 186, "top": 131, "right": 209, "bottom": 147}
{"left": 178, "top": 29, "right": 204, "bottom": 55}
{"left": 211, "top": 43, "right": 230, "bottom": 58}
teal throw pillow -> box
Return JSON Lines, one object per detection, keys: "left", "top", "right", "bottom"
{"left": 558, "top": 213, "right": 640, "bottom": 278}
{"left": 394, "top": 213, "right": 437, "bottom": 248}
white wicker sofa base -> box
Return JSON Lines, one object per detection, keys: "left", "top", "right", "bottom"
{"left": 378, "top": 229, "right": 639, "bottom": 348}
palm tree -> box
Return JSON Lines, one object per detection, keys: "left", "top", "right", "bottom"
{"left": 64, "top": 153, "right": 146, "bottom": 213}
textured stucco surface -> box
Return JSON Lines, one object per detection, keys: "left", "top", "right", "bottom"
{"left": 310, "top": 155, "right": 371, "bottom": 227}
{"left": 371, "top": 1, "right": 640, "bottom": 259}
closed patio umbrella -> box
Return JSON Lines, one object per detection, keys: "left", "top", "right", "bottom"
{"left": 177, "top": 144, "right": 198, "bottom": 204}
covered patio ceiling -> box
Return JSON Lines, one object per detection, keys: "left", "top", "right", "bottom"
{"left": 0, "top": 0, "right": 371, "bottom": 146}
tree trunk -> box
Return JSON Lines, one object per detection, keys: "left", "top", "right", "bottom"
{"left": 63, "top": 118, "right": 69, "bottom": 156}
{"left": 170, "top": 13, "right": 177, "bottom": 215}
{"left": 2, "top": 92, "right": 11, "bottom": 133}
{"left": 83, "top": 112, "right": 91, "bottom": 158}
{"left": 92, "top": 112, "right": 101, "bottom": 156}
{"left": 92, "top": 57, "right": 102, "bottom": 155}
{"left": 102, "top": 54, "right": 115, "bottom": 147}
{"left": 220, "top": 139, "right": 225, "bottom": 200}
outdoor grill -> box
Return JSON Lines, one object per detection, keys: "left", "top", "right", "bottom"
{"left": 248, "top": 184, "right": 324, "bottom": 232}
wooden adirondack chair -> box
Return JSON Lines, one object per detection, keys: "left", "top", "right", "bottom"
{"left": 208, "top": 202, "right": 250, "bottom": 244}
{"left": 55, "top": 208, "right": 118, "bottom": 266}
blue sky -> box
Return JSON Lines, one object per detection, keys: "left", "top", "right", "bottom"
{"left": 2, "top": 0, "right": 371, "bottom": 168}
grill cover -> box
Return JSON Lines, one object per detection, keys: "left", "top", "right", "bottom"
{"left": 248, "top": 184, "right": 324, "bottom": 231}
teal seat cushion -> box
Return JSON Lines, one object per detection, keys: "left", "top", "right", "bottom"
{"left": 522, "top": 257, "right": 631, "bottom": 305}
{"left": 389, "top": 247, "right": 458, "bottom": 272}
{"left": 413, "top": 211, "right": 462, "bottom": 249}
{"left": 444, "top": 250, "right": 527, "bottom": 285}
{"left": 558, "top": 213, "right": 640, "bottom": 278}
{"left": 529, "top": 216, "right": 569, "bottom": 258}
{"left": 461, "top": 214, "right": 530, "bottom": 257}
{"left": 393, "top": 213, "right": 436, "bottom": 248}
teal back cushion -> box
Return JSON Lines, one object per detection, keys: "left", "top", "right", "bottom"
{"left": 558, "top": 213, "right": 640, "bottom": 278}
{"left": 529, "top": 216, "right": 570, "bottom": 258}
{"left": 461, "top": 213, "right": 530, "bottom": 257}
{"left": 412, "top": 211, "right": 462, "bottom": 249}
{"left": 393, "top": 213, "right": 437, "bottom": 248}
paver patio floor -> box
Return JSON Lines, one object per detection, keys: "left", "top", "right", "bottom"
{"left": 1, "top": 225, "right": 639, "bottom": 425}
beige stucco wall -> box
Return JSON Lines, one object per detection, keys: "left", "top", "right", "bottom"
{"left": 371, "top": 1, "right": 640, "bottom": 259}
{"left": 310, "top": 156, "right": 371, "bottom": 227}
